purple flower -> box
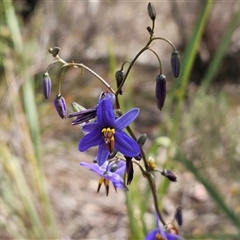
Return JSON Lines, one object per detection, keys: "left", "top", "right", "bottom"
{"left": 68, "top": 92, "right": 115, "bottom": 125}
{"left": 80, "top": 160, "right": 128, "bottom": 195}
{"left": 145, "top": 215, "right": 183, "bottom": 240}
{"left": 78, "top": 96, "right": 140, "bottom": 166}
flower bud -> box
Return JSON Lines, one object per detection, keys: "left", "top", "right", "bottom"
{"left": 48, "top": 47, "right": 61, "bottom": 57}
{"left": 171, "top": 51, "right": 180, "bottom": 78}
{"left": 54, "top": 94, "right": 67, "bottom": 119}
{"left": 110, "top": 162, "right": 118, "bottom": 172}
{"left": 126, "top": 157, "right": 134, "bottom": 185}
{"left": 115, "top": 70, "right": 125, "bottom": 95}
{"left": 71, "top": 102, "right": 86, "bottom": 112}
{"left": 155, "top": 74, "right": 166, "bottom": 111}
{"left": 147, "top": 155, "right": 156, "bottom": 170}
{"left": 137, "top": 133, "right": 147, "bottom": 147}
{"left": 147, "top": 2, "right": 156, "bottom": 21}
{"left": 175, "top": 205, "right": 183, "bottom": 226}
{"left": 161, "top": 169, "right": 177, "bottom": 182}
{"left": 41, "top": 72, "right": 51, "bottom": 99}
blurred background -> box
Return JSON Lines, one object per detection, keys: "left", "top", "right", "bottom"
{"left": 1, "top": 0, "right": 240, "bottom": 239}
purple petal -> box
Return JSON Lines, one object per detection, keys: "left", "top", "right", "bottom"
{"left": 82, "top": 122, "right": 98, "bottom": 133}
{"left": 80, "top": 162, "right": 102, "bottom": 175}
{"left": 115, "top": 108, "right": 139, "bottom": 130}
{"left": 114, "top": 130, "right": 140, "bottom": 157}
{"left": 145, "top": 229, "right": 159, "bottom": 240}
{"left": 109, "top": 173, "right": 128, "bottom": 190}
{"left": 166, "top": 233, "right": 183, "bottom": 240}
{"left": 114, "top": 161, "right": 126, "bottom": 175}
{"left": 79, "top": 130, "right": 103, "bottom": 151}
{"left": 97, "top": 98, "right": 115, "bottom": 127}
{"left": 68, "top": 108, "right": 96, "bottom": 118}
{"left": 96, "top": 142, "right": 110, "bottom": 166}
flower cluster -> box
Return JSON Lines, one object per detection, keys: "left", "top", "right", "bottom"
{"left": 42, "top": 2, "right": 183, "bottom": 239}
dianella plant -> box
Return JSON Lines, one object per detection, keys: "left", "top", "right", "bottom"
{"left": 43, "top": 3, "right": 183, "bottom": 240}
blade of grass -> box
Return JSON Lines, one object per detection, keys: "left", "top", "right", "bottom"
{"left": 2, "top": 0, "right": 58, "bottom": 237}
{"left": 157, "top": 0, "right": 215, "bottom": 204}
{"left": 174, "top": 150, "right": 240, "bottom": 232}
{"left": 0, "top": 144, "right": 44, "bottom": 239}
{"left": 201, "top": 2, "right": 240, "bottom": 91}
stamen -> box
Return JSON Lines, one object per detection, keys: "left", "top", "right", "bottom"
{"left": 97, "top": 177, "right": 104, "bottom": 193}
{"left": 155, "top": 232, "right": 165, "bottom": 240}
{"left": 101, "top": 127, "right": 115, "bottom": 152}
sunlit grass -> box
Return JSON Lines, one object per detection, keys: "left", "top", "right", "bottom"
{"left": 0, "top": 0, "right": 240, "bottom": 239}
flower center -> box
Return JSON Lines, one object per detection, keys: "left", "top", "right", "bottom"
{"left": 101, "top": 127, "right": 115, "bottom": 153}
{"left": 155, "top": 232, "right": 165, "bottom": 240}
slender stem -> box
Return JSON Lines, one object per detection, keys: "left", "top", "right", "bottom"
{"left": 147, "top": 48, "right": 163, "bottom": 75}
{"left": 151, "top": 37, "right": 177, "bottom": 51}
{"left": 57, "top": 61, "right": 116, "bottom": 94}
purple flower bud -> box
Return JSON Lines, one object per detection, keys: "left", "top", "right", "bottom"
{"left": 161, "top": 169, "right": 177, "bottom": 182}
{"left": 147, "top": 2, "right": 156, "bottom": 21}
{"left": 125, "top": 156, "right": 134, "bottom": 185}
{"left": 54, "top": 94, "right": 67, "bottom": 119}
{"left": 41, "top": 72, "right": 51, "bottom": 99}
{"left": 115, "top": 70, "right": 125, "bottom": 95}
{"left": 171, "top": 51, "right": 180, "bottom": 78}
{"left": 175, "top": 205, "right": 183, "bottom": 226}
{"left": 155, "top": 74, "right": 166, "bottom": 111}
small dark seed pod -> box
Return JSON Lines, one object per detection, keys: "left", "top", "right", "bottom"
{"left": 175, "top": 205, "right": 183, "bottom": 226}
{"left": 54, "top": 94, "right": 67, "bottom": 119}
{"left": 171, "top": 51, "right": 180, "bottom": 78}
{"left": 110, "top": 162, "right": 118, "bottom": 172}
{"left": 155, "top": 74, "right": 166, "bottom": 111}
{"left": 41, "top": 72, "right": 51, "bottom": 99}
{"left": 147, "top": 2, "right": 156, "bottom": 21}
{"left": 161, "top": 169, "right": 177, "bottom": 182}
{"left": 115, "top": 70, "right": 125, "bottom": 95}
{"left": 137, "top": 133, "right": 147, "bottom": 147}
{"left": 51, "top": 47, "right": 61, "bottom": 57}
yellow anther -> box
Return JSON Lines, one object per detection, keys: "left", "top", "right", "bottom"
{"left": 155, "top": 232, "right": 165, "bottom": 240}
{"left": 102, "top": 127, "right": 115, "bottom": 153}
{"left": 147, "top": 155, "right": 156, "bottom": 170}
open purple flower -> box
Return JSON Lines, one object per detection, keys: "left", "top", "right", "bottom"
{"left": 79, "top": 96, "right": 140, "bottom": 166}
{"left": 145, "top": 215, "right": 183, "bottom": 240}
{"left": 68, "top": 92, "right": 115, "bottom": 125}
{"left": 80, "top": 160, "right": 127, "bottom": 195}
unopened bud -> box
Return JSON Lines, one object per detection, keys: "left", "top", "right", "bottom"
{"left": 171, "top": 51, "right": 180, "bottom": 78}
{"left": 155, "top": 74, "right": 166, "bottom": 111}
{"left": 71, "top": 102, "right": 86, "bottom": 112}
{"left": 125, "top": 157, "right": 134, "bottom": 185}
{"left": 147, "top": 156, "right": 156, "bottom": 170}
{"left": 115, "top": 70, "right": 125, "bottom": 95}
{"left": 41, "top": 72, "right": 51, "bottom": 99}
{"left": 161, "top": 169, "right": 177, "bottom": 182}
{"left": 137, "top": 133, "right": 147, "bottom": 147}
{"left": 54, "top": 94, "right": 67, "bottom": 119}
{"left": 110, "top": 162, "right": 118, "bottom": 172}
{"left": 147, "top": 2, "right": 156, "bottom": 21}
{"left": 48, "top": 47, "right": 61, "bottom": 57}
{"left": 175, "top": 205, "right": 183, "bottom": 226}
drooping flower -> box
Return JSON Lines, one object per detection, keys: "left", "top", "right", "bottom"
{"left": 54, "top": 94, "right": 67, "bottom": 119}
{"left": 68, "top": 92, "right": 115, "bottom": 125}
{"left": 78, "top": 96, "right": 140, "bottom": 166}
{"left": 145, "top": 214, "right": 183, "bottom": 240}
{"left": 80, "top": 160, "right": 128, "bottom": 195}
